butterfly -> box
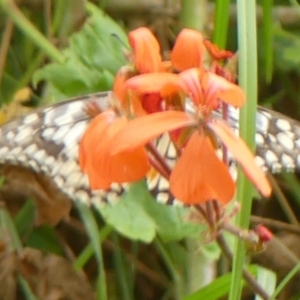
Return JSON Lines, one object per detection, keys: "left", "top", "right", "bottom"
{"left": 0, "top": 91, "right": 299, "bottom": 206}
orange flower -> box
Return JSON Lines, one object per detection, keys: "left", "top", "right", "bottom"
{"left": 80, "top": 27, "right": 271, "bottom": 205}
{"left": 80, "top": 70, "right": 270, "bottom": 204}
{"left": 112, "top": 69, "right": 271, "bottom": 203}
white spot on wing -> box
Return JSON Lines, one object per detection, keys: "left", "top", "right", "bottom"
{"left": 10, "top": 146, "right": 23, "bottom": 156}
{"left": 52, "top": 125, "right": 71, "bottom": 144}
{"left": 44, "top": 156, "right": 55, "bottom": 166}
{"left": 281, "top": 154, "right": 295, "bottom": 171}
{"left": 6, "top": 131, "right": 15, "bottom": 140}
{"left": 14, "top": 127, "right": 34, "bottom": 143}
{"left": 0, "top": 147, "right": 9, "bottom": 156}
{"left": 158, "top": 176, "right": 170, "bottom": 190}
{"left": 265, "top": 150, "right": 278, "bottom": 165}
{"left": 24, "top": 144, "right": 38, "bottom": 156}
{"left": 156, "top": 134, "right": 170, "bottom": 157}
{"left": 23, "top": 113, "right": 39, "bottom": 125}
{"left": 63, "top": 121, "right": 87, "bottom": 146}
{"left": 255, "top": 133, "right": 264, "bottom": 146}
{"left": 276, "top": 118, "right": 291, "bottom": 131}
{"left": 156, "top": 192, "right": 169, "bottom": 204}
{"left": 34, "top": 149, "right": 46, "bottom": 163}
{"left": 60, "top": 160, "right": 78, "bottom": 177}
{"left": 106, "top": 191, "right": 119, "bottom": 204}
{"left": 74, "top": 190, "right": 90, "bottom": 204}
{"left": 42, "top": 127, "right": 56, "bottom": 139}
{"left": 256, "top": 112, "right": 269, "bottom": 133}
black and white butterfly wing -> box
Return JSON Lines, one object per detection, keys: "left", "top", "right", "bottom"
{"left": 0, "top": 91, "right": 300, "bottom": 206}
{"left": 0, "top": 91, "right": 125, "bottom": 207}
{"left": 218, "top": 106, "right": 300, "bottom": 173}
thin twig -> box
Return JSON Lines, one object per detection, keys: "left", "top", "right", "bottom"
{"left": 146, "top": 142, "right": 172, "bottom": 176}
{"left": 148, "top": 155, "right": 170, "bottom": 179}
{"left": 267, "top": 173, "right": 298, "bottom": 225}
{"left": 205, "top": 201, "right": 216, "bottom": 229}
{"left": 250, "top": 215, "right": 300, "bottom": 235}
{"left": 0, "top": 18, "right": 14, "bottom": 87}
{"left": 212, "top": 199, "right": 222, "bottom": 222}
{"left": 216, "top": 234, "right": 271, "bottom": 300}
{"left": 194, "top": 204, "right": 210, "bottom": 225}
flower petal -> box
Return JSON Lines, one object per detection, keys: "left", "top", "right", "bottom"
{"left": 171, "top": 29, "right": 205, "bottom": 71}
{"left": 206, "top": 72, "right": 246, "bottom": 108}
{"left": 208, "top": 119, "right": 272, "bottom": 197}
{"left": 179, "top": 68, "right": 204, "bottom": 106}
{"left": 126, "top": 73, "right": 183, "bottom": 93}
{"left": 141, "top": 92, "right": 163, "bottom": 114}
{"left": 79, "top": 110, "right": 116, "bottom": 173}
{"left": 111, "top": 111, "right": 195, "bottom": 154}
{"left": 170, "top": 132, "right": 235, "bottom": 204}
{"left": 129, "top": 27, "right": 163, "bottom": 73}
{"left": 203, "top": 39, "right": 233, "bottom": 60}
{"left": 113, "top": 66, "right": 135, "bottom": 104}
{"left": 80, "top": 110, "right": 150, "bottom": 189}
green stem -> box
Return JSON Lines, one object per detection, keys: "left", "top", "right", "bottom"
{"left": 180, "top": 0, "right": 207, "bottom": 31}
{"left": 112, "top": 233, "right": 133, "bottom": 300}
{"left": 74, "top": 224, "right": 113, "bottom": 270}
{"left": 154, "top": 238, "right": 183, "bottom": 300}
{"left": 0, "top": 0, "right": 65, "bottom": 63}
{"left": 229, "top": 1, "right": 258, "bottom": 300}
{"left": 213, "top": 0, "right": 231, "bottom": 48}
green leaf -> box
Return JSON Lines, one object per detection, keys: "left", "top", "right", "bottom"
{"left": 183, "top": 265, "right": 258, "bottom": 300}
{"left": 34, "top": 3, "right": 128, "bottom": 101}
{"left": 255, "top": 266, "right": 276, "bottom": 300}
{"left": 99, "top": 182, "right": 156, "bottom": 243}
{"left": 76, "top": 201, "right": 107, "bottom": 300}
{"left": 273, "top": 26, "right": 300, "bottom": 72}
{"left": 0, "top": 208, "right": 22, "bottom": 251}
{"left": 14, "top": 198, "right": 35, "bottom": 236}
{"left": 18, "top": 275, "right": 38, "bottom": 300}
{"left": 261, "top": 0, "right": 274, "bottom": 83}
{"left": 98, "top": 181, "right": 204, "bottom": 243}
{"left": 269, "top": 262, "right": 300, "bottom": 300}
{"left": 25, "top": 225, "right": 63, "bottom": 255}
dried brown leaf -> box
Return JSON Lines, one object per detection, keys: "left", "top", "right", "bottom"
{"left": 0, "top": 165, "right": 72, "bottom": 226}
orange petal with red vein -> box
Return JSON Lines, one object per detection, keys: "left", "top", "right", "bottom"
{"left": 206, "top": 72, "right": 246, "bottom": 108}
{"left": 111, "top": 111, "right": 195, "bottom": 154}
{"left": 171, "top": 29, "right": 206, "bottom": 71}
{"left": 170, "top": 132, "right": 235, "bottom": 204}
{"left": 179, "top": 68, "right": 204, "bottom": 106}
{"left": 208, "top": 119, "right": 272, "bottom": 197}
{"left": 129, "top": 27, "right": 163, "bottom": 73}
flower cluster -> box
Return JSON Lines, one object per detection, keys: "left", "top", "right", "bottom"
{"left": 79, "top": 27, "right": 271, "bottom": 205}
